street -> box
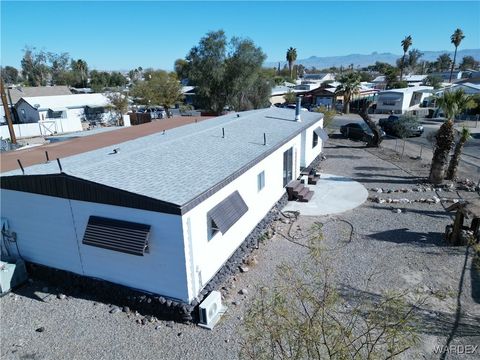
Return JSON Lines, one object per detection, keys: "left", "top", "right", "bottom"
{"left": 330, "top": 113, "right": 480, "bottom": 169}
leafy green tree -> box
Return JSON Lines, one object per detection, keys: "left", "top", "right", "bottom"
{"left": 446, "top": 127, "right": 472, "bottom": 180}
{"left": 429, "top": 89, "right": 475, "bottom": 184}
{"left": 449, "top": 28, "right": 465, "bottom": 82}
{"left": 436, "top": 53, "right": 452, "bottom": 72}
{"left": 459, "top": 56, "right": 479, "bottom": 70}
{"left": 131, "top": 70, "right": 183, "bottom": 114}
{"left": 424, "top": 75, "right": 443, "bottom": 89}
{"left": 186, "top": 30, "right": 228, "bottom": 114}
{"left": 185, "top": 30, "right": 271, "bottom": 114}
{"left": 286, "top": 47, "right": 297, "bottom": 79}
{"left": 224, "top": 37, "right": 269, "bottom": 111}
{"left": 105, "top": 92, "right": 129, "bottom": 125}
{"left": 336, "top": 72, "right": 361, "bottom": 114}
{"left": 174, "top": 59, "right": 189, "bottom": 81}
{"left": 1, "top": 66, "right": 19, "bottom": 84}
{"left": 90, "top": 70, "right": 110, "bottom": 92}
{"left": 108, "top": 72, "right": 127, "bottom": 88}
{"left": 283, "top": 90, "right": 296, "bottom": 104}
{"left": 313, "top": 105, "right": 336, "bottom": 130}
{"left": 71, "top": 59, "right": 89, "bottom": 88}
{"left": 47, "top": 52, "right": 70, "bottom": 85}
{"left": 128, "top": 67, "right": 143, "bottom": 84}
{"left": 21, "top": 47, "right": 49, "bottom": 86}
{"left": 400, "top": 35, "right": 412, "bottom": 80}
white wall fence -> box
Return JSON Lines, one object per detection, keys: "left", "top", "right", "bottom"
{"left": 0, "top": 117, "right": 83, "bottom": 140}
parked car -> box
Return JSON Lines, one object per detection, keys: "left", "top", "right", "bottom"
{"left": 340, "top": 122, "right": 385, "bottom": 142}
{"left": 379, "top": 115, "right": 424, "bottom": 138}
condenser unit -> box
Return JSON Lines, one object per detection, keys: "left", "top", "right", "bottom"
{"left": 198, "top": 290, "right": 226, "bottom": 329}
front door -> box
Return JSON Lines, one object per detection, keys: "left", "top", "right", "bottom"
{"left": 283, "top": 147, "right": 293, "bottom": 187}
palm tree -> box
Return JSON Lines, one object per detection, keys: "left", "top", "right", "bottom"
{"left": 336, "top": 72, "right": 361, "bottom": 114}
{"left": 429, "top": 89, "right": 475, "bottom": 184}
{"left": 400, "top": 35, "right": 412, "bottom": 81}
{"left": 449, "top": 28, "right": 465, "bottom": 83}
{"left": 286, "top": 47, "right": 297, "bottom": 80}
{"left": 400, "top": 35, "right": 412, "bottom": 80}
{"left": 446, "top": 127, "right": 472, "bottom": 180}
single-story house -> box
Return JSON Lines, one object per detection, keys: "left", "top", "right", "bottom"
{"left": 375, "top": 86, "right": 433, "bottom": 115}
{"left": 1, "top": 107, "right": 325, "bottom": 306}
{"left": 302, "top": 83, "right": 378, "bottom": 110}
{"left": 15, "top": 93, "right": 111, "bottom": 124}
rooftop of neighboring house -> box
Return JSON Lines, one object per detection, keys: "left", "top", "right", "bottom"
{"left": 2, "top": 108, "right": 324, "bottom": 208}
{"left": 377, "top": 86, "right": 433, "bottom": 95}
{"left": 302, "top": 73, "right": 335, "bottom": 82}
{"left": 17, "top": 93, "right": 110, "bottom": 111}
{"left": 372, "top": 74, "right": 427, "bottom": 83}
{"left": 7, "top": 86, "right": 72, "bottom": 104}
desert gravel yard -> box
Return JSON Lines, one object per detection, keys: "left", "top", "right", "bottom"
{"left": 1, "top": 138, "right": 479, "bottom": 360}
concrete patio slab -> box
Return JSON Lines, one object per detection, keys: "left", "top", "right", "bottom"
{"left": 283, "top": 173, "right": 368, "bottom": 216}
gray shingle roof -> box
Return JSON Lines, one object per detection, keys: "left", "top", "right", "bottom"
{"left": 3, "top": 108, "right": 323, "bottom": 207}
{"left": 8, "top": 86, "right": 72, "bottom": 104}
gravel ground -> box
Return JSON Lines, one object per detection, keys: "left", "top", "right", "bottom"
{"left": 1, "top": 138, "right": 479, "bottom": 360}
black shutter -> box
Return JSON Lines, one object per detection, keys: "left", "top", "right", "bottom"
{"left": 83, "top": 216, "right": 151, "bottom": 256}
{"left": 207, "top": 191, "right": 248, "bottom": 234}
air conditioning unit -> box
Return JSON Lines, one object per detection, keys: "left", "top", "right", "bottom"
{"left": 198, "top": 290, "right": 227, "bottom": 330}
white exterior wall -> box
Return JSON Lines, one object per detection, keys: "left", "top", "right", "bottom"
{"left": 1, "top": 190, "right": 190, "bottom": 301}
{"left": 302, "top": 119, "right": 324, "bottom": 167}
{"left": 0, "top": 117, "right": 83, "bottom": 139}
{"left": 181, "top": 120, "right": 323, "bottom": 301}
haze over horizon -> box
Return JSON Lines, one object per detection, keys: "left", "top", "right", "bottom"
{"left": 2, "top": 1, "right": 479, "bottom": 71}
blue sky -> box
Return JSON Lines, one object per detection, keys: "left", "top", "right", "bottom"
{"left": 1, "top": 1, "right": 479, "bottom": 71}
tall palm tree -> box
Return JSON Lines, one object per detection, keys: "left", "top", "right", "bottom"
{"left": 400, "top": 35, "right": 412, "bottom": 80}
{"left": 449, "top": 28, "right": 465, "bottom": 83}
{"left": 336, "top": 72, "right": 361, "bottom": 114}
{"left": 286, "top": 47, "right": 297, "bottom": 80}
{"left": 429, "top": 89, "right": 474, "bottom": 184}
{"left": 446, "top": 127, "right": 472, "bottom": 180}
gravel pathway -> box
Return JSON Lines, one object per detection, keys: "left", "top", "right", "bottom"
{"left": 1, "top": 138, "right": 479, "bottom": 360}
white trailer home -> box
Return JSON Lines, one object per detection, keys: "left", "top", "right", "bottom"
{"left": 1, "top": 107, "right": 325, "bottom": 308}
{"left": 375, "top": 86, "right": 433, "bottom": 115}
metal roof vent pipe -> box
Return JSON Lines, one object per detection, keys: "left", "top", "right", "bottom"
{"left": 295, "top": 95, "right": 303, "bottom": 122}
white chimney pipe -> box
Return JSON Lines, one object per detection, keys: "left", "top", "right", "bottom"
{"left": 295, "top": 96, "right": 302, "bottom": 122}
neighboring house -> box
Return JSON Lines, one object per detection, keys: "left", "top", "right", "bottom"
{"left": 450, "top": 82, "right": 480, "bottom": 95}
{"left": 301, "top": 73, "right": 335, "bottom": 84}
{"left": 302, "top": 83, "right": 378, "bottom": 110}
{"left": 372, "top": 74, "right": 427, "bottom": 90}
{"left": 1, "top": 107, "right": 325, "bottom": 305}
{"left": 181, "top": 86, "right": 196, "bottom": 105}
{"left": 270, "top": 86, "right": 306, "bottom": 105}
{"left": 15, "top": 93, "right": 111, "bottom": 124}
{"left": 375, "top": 86, "right": 433, "bottom": 114}
{"left": 0, "top": 94, "right": 113, "bottom": 139}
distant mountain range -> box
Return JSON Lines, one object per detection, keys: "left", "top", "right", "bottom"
{"left": 266, "top": 49, "right": 480, "bottom": 69}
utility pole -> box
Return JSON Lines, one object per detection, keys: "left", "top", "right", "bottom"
{"left": 0, "top": 78, "right": 16, "bottom": 144}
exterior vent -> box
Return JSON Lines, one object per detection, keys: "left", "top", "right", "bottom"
{"left": 82, "top": 216, "right": 151, "bottom": 256}
{"left": 198, "top": 290, "right": 226, "bottom": 329}
{"left": 314, "top": 127, "right": 329, "bottom": 141}
{"left": 207, "top": 191, "right": 248, "bottom": 234}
